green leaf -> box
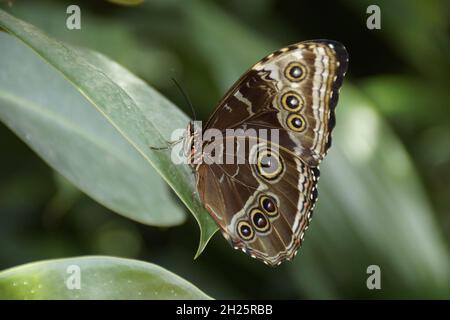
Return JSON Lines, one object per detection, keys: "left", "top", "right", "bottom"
{"left": 0, "top": 32, "right": 182, "bottom": 227}
{"left": 0, "top": 256, "right": 211, "bottom": 299}
{"left": 0, "top": 9, "right": 218, "bottom": 252}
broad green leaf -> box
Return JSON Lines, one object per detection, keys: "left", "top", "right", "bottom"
{"left": 0, "top": 256, "right": 211, "bottom": 299}
{"left": 0, "top": 32, "right": 183, "bottom": 227}
{"left": 0, "top": 9, "right": 218, "bottom": 253}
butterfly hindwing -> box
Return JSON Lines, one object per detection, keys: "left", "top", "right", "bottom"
{"left": 196, "top": 137, "right": 319, "bottom": 266}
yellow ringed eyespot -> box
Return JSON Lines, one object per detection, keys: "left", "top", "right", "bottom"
{"left": 259, "top": 195, "right": 278, "bottom": 217}
{"left": 280, "top": 91, "right": 304, "bottom": 112}
{"left": 250, "top": 208, "right": 270, "bottom": 232}
{"left": 256, "top": 150, "right": 284, "bottom": 180}
{"left": 286, "top": 114, "right": 306, "bottom": 132}
{"left": 237, "top": 220, "right": 254, "bottom": 241}
{"left": 285, "top": 62, "right": 307, "bottom": 82}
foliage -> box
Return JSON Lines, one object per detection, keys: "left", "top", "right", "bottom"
{"left": 0, "top": 256, "right": 211, "bottom": 299}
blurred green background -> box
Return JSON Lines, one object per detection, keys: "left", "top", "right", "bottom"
{"left": 0, "top": 0, "right": 449, "bottom": 299}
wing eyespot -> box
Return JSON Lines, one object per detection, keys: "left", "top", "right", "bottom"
{"left": 280, "top": 91, "right": 304, "bottom": 112}
{"left": 284, "top": 62, "right": 307, "bottom": 82}
{"left": 250, "top": 208, "right": 271, "bottom": 233}
{"left": 286, "top": 114, "right": 307, "bottom": 132}
{"left": 256, "top": 150, "right": 284, "bottom": 180}
{"left": 259, "top": 195, "right": 278, "bottom": 217}
{"left": 237, "top": 221, "right": 254, "bottom": 241}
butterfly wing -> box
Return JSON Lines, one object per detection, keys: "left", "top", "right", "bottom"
{"left": 204, "top": 40, "right": 348, "bottom": 166}
{"left": 197, "top": 40, "right": 348, "bottom": 265}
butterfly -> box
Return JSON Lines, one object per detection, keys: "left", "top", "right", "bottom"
{"left": 184, "top": 40, "right": 348, "bottom": 266}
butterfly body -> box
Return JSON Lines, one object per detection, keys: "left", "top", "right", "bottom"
{"left": 186, "top": 40, "right": 348, "bottom": 266}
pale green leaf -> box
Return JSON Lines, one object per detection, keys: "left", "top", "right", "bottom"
{"left": 0, "top": 256, "right": 211, "bottom": 299}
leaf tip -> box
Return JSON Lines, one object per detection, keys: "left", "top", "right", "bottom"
{"left": 194, "top": 225, "right": 218, "bottom": 260}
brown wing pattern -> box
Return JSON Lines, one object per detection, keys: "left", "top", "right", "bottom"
{"left": 196, "top": 137, "right": 319, "bottom": 266}
{"left": 204, "top": 40, "right": 348, "bottom": 166}
{"left": 197, "top": 40, "right": 348, "bottom": 265}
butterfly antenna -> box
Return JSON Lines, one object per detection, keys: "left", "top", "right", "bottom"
{"left": 171, "top": 78, "right": 197, "bottom": 121}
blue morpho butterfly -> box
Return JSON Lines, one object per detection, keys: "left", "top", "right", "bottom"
{"left": 155, "top": 40, "right": 348, "bottom": 266}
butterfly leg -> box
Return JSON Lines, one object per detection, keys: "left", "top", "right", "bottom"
{"left": 148, "top": 137, "right": 183, "bottom": 151}
{"left": 149, "top": 144, "right": 170, "bottom": 151}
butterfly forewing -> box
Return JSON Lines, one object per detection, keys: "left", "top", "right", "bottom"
{"left": 204, "top": 40, "right": 348, "bottom": 166}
